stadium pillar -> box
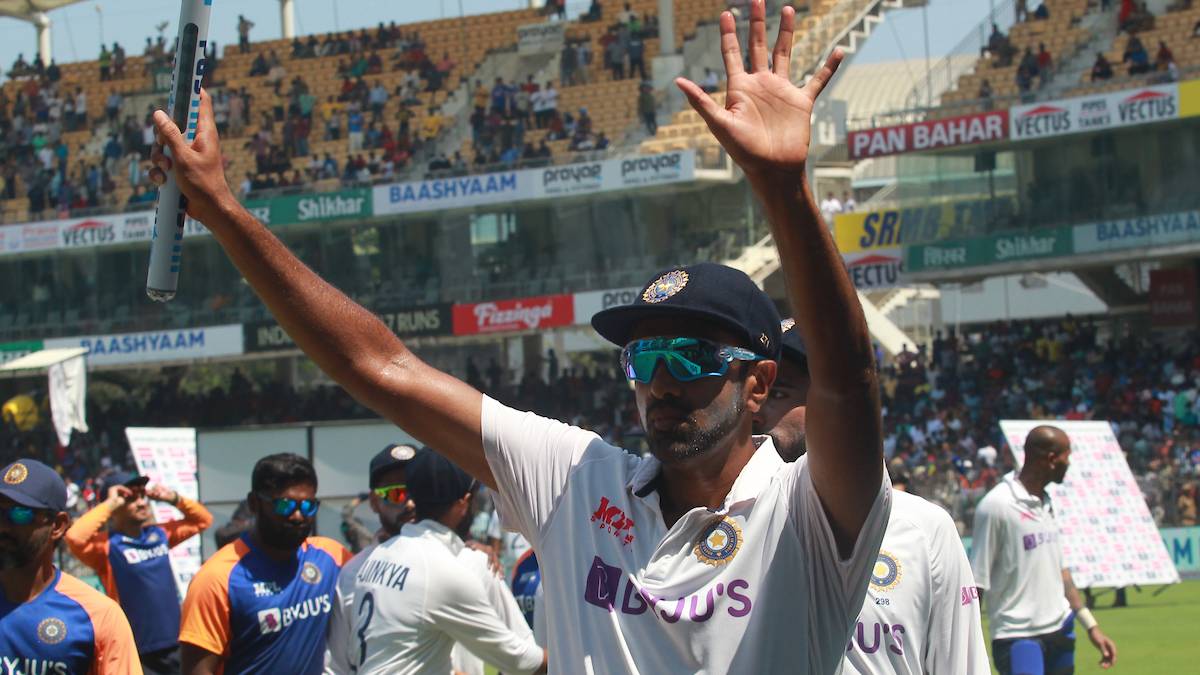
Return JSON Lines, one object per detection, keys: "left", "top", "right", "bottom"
{"left": 32, "top": 12, "right": 52, "bottom": 66}
{"left": 280, "top": 0, "right": 296, "bottom": 39}
{"left": 657, "top": 0, "right": 676, "bottom": 55}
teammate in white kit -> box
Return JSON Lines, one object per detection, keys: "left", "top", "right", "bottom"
{"left": 148, "top": 1, "right": 890, "bottom": 671}
{"left": 758, "top": 319, "right": 990, "bottom": 675}
{"left": 972, "top": 425, "right": 1117, "bottom": 675}
{"left": 325, "top": 450, "right": 545, "bottom": 675}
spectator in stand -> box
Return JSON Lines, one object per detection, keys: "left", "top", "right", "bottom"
{"left": 347, "top": 107, "right": 365, "bottom": 151}
{"left": 1033, "top": 1, "right": 1049, "bottom": 19}
{"left": 561, "top": 40, "right": 578, "bottom": 86}
{"left": 984, "top": 24, "right": 1015, "bottom": 67}
{"left": 1036, "top": 43, "right": 1053, "bottom": 86}
{"left": 582, "top": 0, "right": 603, "bottom": 21}
{"left": 1091, "top": 52, "right": 1114, "bottom": 81}
{"left": 490, "top": 77, "right": 510, "bottom": 116}
{"left": 472, "top": 80, "right": 489, "bottom": 114}
{"left": 1124, "top": 34, "right": 1151, "bottom": 75}
{"left": 542, "top": 81, "right": 559, "bottom": 126}
{"left": 1155, "top": 40, "right": 1175, "bottom": 71}
{"left": 368, "top": 80, "right": 389, "bottom": 122}
{"left": 1194, "top": 17, "right": 1200, "bottom": 37}
{"left": 576, "top": 39, "right": 592, "bottom": 85}
{"left": 45, "top": 59, "right": 60, "bottom": 84}
{"left": 978, "top": 78, "right": 994, "bottom": 109}
{"left": 637, "top": 82, "right": 656, "bottom": 135}
{"left": 618, "top": 2, "right": 636, "bottom": 24}
{"left": 628, "top": 33, "right": 647, "bottom": 81}
{"left": 98, "top": 44, "right": 112, "bottom": 81}
{"left": 1016, "top": 47, "right": 1039, "bottom": 98}
{"left": 237, "top": 14, "right": 255, "bottom": 54}
{"left": 820, "top": 191, "right": 842, "bottom": 226}
{"left": 700, "top": 68, "right": 720, "bottom": 94}
{"left": 113, "top": 42, "right": 127, "bottom": 79}
{"left": 605, "top": 29, "right": 626, "bottom": 80}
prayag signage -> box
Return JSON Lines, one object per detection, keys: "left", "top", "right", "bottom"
{"left": 244, "top": 303, "right": 451, "bottom": 352}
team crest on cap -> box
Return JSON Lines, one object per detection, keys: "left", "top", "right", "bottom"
{"left": 390, "top": 445, "right": 416, "bottom": 461}
{"left": 3, "top": 463, "right": 28, "bottom": 485}
{"left": 780, "top": 318, "right": 796, "bottom": 333}
{"left": 870, "top": 551, "right": 902, "bottom": 591}
{"left": 693, "top": 515, "right": 742, "bottom": 566}
{"left": 301, "top": 562, "right": 322, "bottom": 585}
{"left": 642, "top": 270, "right": 689, "bottom": 304}
{"left": 37, "top": 618, "right": 67, "bottom": 645}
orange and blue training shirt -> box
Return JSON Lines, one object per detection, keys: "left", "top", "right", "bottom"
{"left": 64, "top": 496, "right": 213, "bottom": 654}
{"left": 179, "top": 534, "right": 351, "bottom": 675}
{"left": 0, "top": 566, "right": 143, "bottom": 674}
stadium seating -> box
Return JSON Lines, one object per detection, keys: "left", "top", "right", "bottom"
{"left": 640, "top": 0, "right": 856, "bottom": 161}
{"left": 1067, "top": 3, "right": 1200, "bottom": 96}
{"left": 936, "top": 0, "right": 1094, "bottom": 113}
{"left": 0, "top": 1, "right": 742, "bottom": 224}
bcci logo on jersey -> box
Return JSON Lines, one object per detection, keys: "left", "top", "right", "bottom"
{"left": 870, "top": 551, "right": 902, "bottom": 591}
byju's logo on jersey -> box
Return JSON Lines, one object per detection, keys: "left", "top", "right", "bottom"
{"left": 870, "top": 551, "right": 902, "bottom": 591}
{"left": 590, "top": 496, "right": 635, "bottom": 546}
{"left": 583, "top": 556, "right": 754, "bottom": 622}
{"left": 256, "top": 595, "right": 334, "bottom": 635}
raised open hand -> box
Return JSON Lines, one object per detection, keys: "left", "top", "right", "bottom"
{"left": 675, "top": 0, "right": 842, "bottom": 181}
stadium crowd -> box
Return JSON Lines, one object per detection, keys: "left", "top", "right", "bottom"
{"left": 4, "top": 316, "right": 1198, "bottom": 535}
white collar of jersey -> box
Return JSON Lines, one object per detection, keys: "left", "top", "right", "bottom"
{"left": 1003, "top": 471, "right": 1049, "bottom": 508}
{"left": 625, "top": 435, "right": 784, "bottom": 512}
{"left": 408, "top": 519, "right": 466, "bottom": 556}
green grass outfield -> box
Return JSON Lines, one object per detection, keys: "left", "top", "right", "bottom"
{"left": 983, "top": 579, "right": 1200, "bottom": 675}
{"left": 487, "top": 579, "right": 1199, "bottom": 675}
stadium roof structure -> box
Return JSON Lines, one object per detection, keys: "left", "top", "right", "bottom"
{"left": 831, "top": 55, "right": 976, "bottom": 126}
{"left": 0, "top": 0, "right": 85, "bottom": 21}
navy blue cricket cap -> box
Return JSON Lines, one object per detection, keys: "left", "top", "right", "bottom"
{"left": 98, "top": 471, "right": 149, "bottom": 498}
{"left": 369, "top": 443, "right": 421, "bottom": 488}
{"left": 0, "top": 459, "right": 67, "bottom": 512}
{"left": 779, "top": 318, "right": 809, "bottom": 374}
{"left": 591, "top": 262, "right": 783, "bottom": 360}
{"left": 407, "top": 449, "right": 478, "bottom": 509}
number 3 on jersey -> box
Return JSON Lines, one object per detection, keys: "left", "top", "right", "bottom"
{"left": 356, "top": 591, "right": 375, "bottom": 668}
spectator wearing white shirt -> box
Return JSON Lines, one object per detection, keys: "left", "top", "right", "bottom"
{"left": 820, "top": 190, "right": 843, "bottom": 226}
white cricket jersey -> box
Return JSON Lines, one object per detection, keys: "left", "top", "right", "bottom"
{"left": 324, "top": 520, "right": 543, "bottom": 675}
{"left": 481, "top": 396, "right": 892, "bottom": 674}
{"left": 450, "top": 546, "right": 535, "bottom": 675}
{"left": 970, "top": 472, "right": 1071, "bottom": 640}
{"left": 841, "top": 490, "right": 990, "bottom": 675}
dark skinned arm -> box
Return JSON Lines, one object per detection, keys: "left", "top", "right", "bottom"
{"left": 675, "top": 0, "right": 882, "bottom": 554}
{"left": 149, "top": 91, "right": 493, "bottom": 489}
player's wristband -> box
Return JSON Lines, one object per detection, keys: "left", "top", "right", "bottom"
{"left": 1076, "top": 607, "right": 1099, "bottom": 630}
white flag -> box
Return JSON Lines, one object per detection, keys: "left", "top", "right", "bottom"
{"left": 48, "top": 355, "right": 88, "bottom": 446}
